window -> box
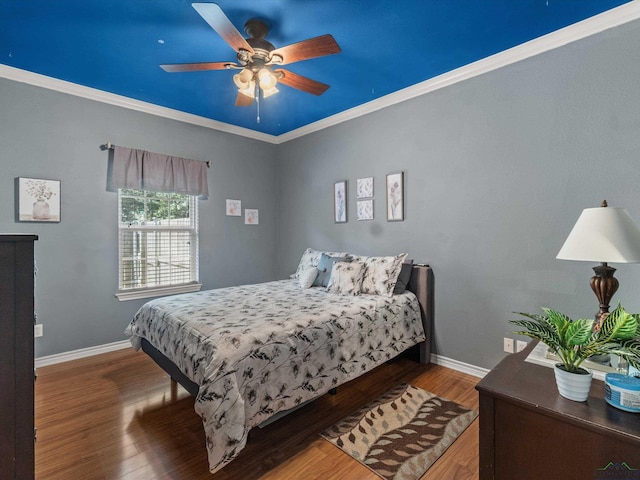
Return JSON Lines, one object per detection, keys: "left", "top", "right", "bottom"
{"left": 116, "top": 189, "right": 200, "bottom": 301}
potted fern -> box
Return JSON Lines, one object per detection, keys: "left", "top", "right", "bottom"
{"left": 510, "top": 304, "right": 640, "bottom": 402}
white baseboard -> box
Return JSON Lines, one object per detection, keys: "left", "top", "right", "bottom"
{"left": 431, "top": 353, "right": 489, "bottom": 379}
{"left": 35, "top": 339, "right": 490, "bottom": 379}
{"left": 35, "top": 340, "right": 132, "bottom": 368}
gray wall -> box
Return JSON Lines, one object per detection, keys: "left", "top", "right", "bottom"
{"left": 3, "top": 18, "right": 640, "bottom": 370}
{"left": 275, "top": 19, "right": 640, "bottom": 369}
{"left": 0, "top": 78, "right": 278, "bottom": 357}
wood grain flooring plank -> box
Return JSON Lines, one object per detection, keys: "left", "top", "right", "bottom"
{"left": 35, "top": 348, "right": 480, "bottom": 479}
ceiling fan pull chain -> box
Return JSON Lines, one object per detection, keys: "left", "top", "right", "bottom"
{"left": 256, "top": 84, "right": 261, "bottom": 123}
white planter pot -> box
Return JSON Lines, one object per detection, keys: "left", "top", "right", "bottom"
{"left": 553, "top": 364, "right": 593, "bottom": 402}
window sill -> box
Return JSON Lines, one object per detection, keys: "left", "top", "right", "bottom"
{"left": 115, "top": 283, "right": 202, "bottom": 302}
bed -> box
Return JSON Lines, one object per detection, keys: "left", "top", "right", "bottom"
{"left": 125, "top": 255, "right": 434, "bottom": 474}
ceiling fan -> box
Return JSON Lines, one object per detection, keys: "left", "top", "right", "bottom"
{"left": 160, "top": 3, "right": 341, "bottom": 107}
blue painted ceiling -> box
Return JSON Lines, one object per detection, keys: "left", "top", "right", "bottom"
{"left": 0, "top": 0, "right": 632, "bottom": 136}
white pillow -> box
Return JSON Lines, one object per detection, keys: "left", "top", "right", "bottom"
{"left": 294, "top": 248, "right": 321, "bottom": 278}
{"left": 327, "top": 261, "right": 366, "bottom": 296}
{"left": 361, "top": 253, "right": 408, "bottom": 297}
{"left": 298, "top": 266, "right": 318, "bottom": 289}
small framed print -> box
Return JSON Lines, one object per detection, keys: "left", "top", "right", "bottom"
{"left": 16, "top": 177, "right": 61, "bottom": 222}
{"left": 226, "top": 199, "right": 241, "bottom": 216}
{"left": 334, "top": 180, "right": 347, "bottom": 223}
{"left": 357, "top": 199, "right": 374, "bottom": 221}
{"left": 356, "top": 177, "right": 374, "bottom": 199}
{"left": 245, "top": 208, "right": 259, "bottom": 225}
{"left": 386, "top": 172, "right": 404, "bottom": 221}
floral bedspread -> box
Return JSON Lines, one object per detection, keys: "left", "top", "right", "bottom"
{"left": 125, "top": 279, "right": 425, "bottom": 473}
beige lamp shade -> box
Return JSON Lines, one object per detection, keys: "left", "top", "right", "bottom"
{"left": 556, "top": 206, "right": 640, "bottom": 263}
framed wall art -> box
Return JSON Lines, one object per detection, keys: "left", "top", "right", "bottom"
{"left": 334, "top": 180, "right": 347, "bottom": 223}
{"left": 357, "top": 199, "right": 374, "bottom": 221}
{"left": 386, "top": 172, "right": 404, "bottom": 221}
{"left": 226, "top": 199, "right": 241, "bottom": 216}
{"left": 16, "top": 177, "right": 61, "bottom": 222}
{"left": 356, "top": 177, "right": 374, "bottom": 199}
{"left": 245, "top": 208, "right": 259, "bottom": 225}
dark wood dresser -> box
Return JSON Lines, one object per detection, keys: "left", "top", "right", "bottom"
{"left": 476, "top": 342, "right": 640, "bottom": 479}
{"left": 0, "top": 234, "right": 37, "bottom": 479}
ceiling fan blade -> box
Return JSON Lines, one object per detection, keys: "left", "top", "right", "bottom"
{"left": 271, "top": 34, "right": 341, "bottom": 65}
{"left": 275, "top": 69, "right": 329, "bottom": 96}
{"left": 160, "top": 62, "right": 231, "bottom": 72}
{"left": 235, "top": 92, "right": 255, "bottom": 106}
{"left": 192, "top": 3, "right": 255, "bottom": 54}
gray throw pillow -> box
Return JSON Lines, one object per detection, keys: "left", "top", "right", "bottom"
{"left": 393, "top": 261, "right": 414, "bottom": 294}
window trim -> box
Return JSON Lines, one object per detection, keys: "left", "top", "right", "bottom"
{"left": 116, "top": 189, "right": 201, "bottom": 301}
{"left": 115, "top": 282, "right": 202, "bottom": 302}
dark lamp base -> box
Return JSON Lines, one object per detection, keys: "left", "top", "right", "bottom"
{"left": 590, "top": 263, "right": 618, "bottom": 331}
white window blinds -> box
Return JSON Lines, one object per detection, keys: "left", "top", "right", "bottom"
{"left": 116, "top": 189, "right": 200, "bottom": 300}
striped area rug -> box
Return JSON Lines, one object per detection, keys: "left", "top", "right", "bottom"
{"left": 320, "top": 384, "right": 477, "bottom": 480}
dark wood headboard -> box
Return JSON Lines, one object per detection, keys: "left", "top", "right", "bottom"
{"left": 407, "top": 264, "right": 434, "bottom": 365}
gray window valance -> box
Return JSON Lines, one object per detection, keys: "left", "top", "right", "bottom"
{"left": 110, "top": 146, "right": 209, "bottom": 198}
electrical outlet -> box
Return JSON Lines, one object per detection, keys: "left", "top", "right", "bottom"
{"left": 516, "top": 340, "right": 528, "bottom": 352}
{"left": 503, "top": 337, "right": 514, "bottom": 353}
{"left": 34, "top": 324, "right": 43, "bottom": 338}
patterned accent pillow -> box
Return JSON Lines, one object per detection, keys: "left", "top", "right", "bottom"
{"left": 293, "top": 248, "right": 349, "bottom": 278}
{"left": 327, "top": 261, "right": 366, "bottom": 296}
{"left": 361, "top": 253, "right": 408, "bottom": 297}
{"left": 348, "top": 254, "right": 369, "bottom": 263}
{"left": 294, "top": 248, "right": 321, "bottom": 278}
{"left": 298, "top": 266, "right": 318, "bottom": 289}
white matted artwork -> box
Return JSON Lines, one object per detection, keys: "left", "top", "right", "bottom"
{"left": 245, "top": 208, "right": 259, "bottom": 225}
{"left": 356, "top": 177, "right": 374, "bottom": 199}
{"left": 357, "top": 199, "right": 374, "bottom": 221}
{"left": 226, "top": 199, "right": 241, "bottom": 216}
{"left": 16, "top": 177, "right": 61, "bottom": 222}
{"left": 386, "top": 172, "right": 404, "bottom": 221}
{"left": 334, "top": 180, "right": 347, "bottom": 223}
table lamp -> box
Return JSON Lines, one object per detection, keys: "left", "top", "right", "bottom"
{"left": 556, "top": 200, "right": 640, "bottom": 330}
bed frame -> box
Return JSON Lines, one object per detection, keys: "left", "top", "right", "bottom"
{"left": 141, "top": 264, "right": 434, "bottom": 399}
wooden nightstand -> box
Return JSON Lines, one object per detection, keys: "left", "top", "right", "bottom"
{"left": 476, "top": 341, "right": 640, "bottom": 479}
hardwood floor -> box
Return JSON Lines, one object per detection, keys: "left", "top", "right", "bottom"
{"left": 35, "top": 348, "right": 481, "bottom": 479}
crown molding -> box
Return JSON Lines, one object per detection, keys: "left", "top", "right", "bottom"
{"left": 2, "top": 1, "right": 639, "bottom": 146}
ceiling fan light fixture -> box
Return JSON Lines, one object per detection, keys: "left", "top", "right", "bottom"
{"left": 261, "top": 85, "right": 279, "bottom": 98}
{"left": 233, "top": 69, "right": 254, "bottom": 89}
{"left": 237, "top": 80, "right": 256, "bottom": 98}
{"left": 257, "top": 68, "right": 278, "bottom": 90}
{"left": 160, "top": 5, "right": 341, "bottom": 107}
